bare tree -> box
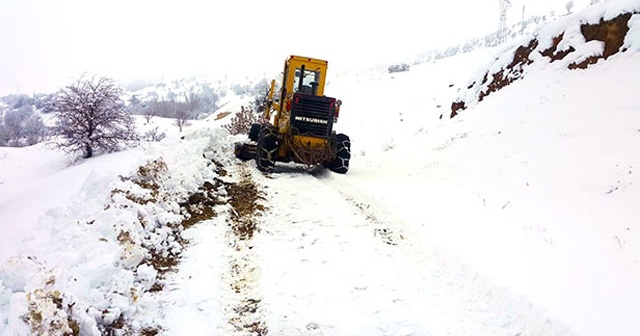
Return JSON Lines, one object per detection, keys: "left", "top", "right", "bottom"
{"left": 24, "top": 116, "right": 47, "bottom": 145}
{"left": 1, "top": 105, "right": 46, "bottom": 147}
{"left": 143, "top": 107, "right": 156, "bottom": 124}
{"left": 0, "top": 124, "right": 7, "bottom": 146}
{"left": 174, "top": 107, "right": 191, "bottom": 133}
{"left": 199, "top": 83, "right": 220, "bottom": 115}
{"left": 184, "top": 92, "right": 202, "bottom": 119}
{"left": 149, "top": 98, "right": 175, "bottom": 118}
{"left": 2, "top": 107, "right": 27, "bottom": 141}
{"left": 52, "top": 76, "right": 138, "bottom": 158}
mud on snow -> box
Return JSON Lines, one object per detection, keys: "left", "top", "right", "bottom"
{"left": 224, "top": 164, "right": 269, "bottom": 335}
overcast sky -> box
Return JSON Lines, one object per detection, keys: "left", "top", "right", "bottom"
{"left": 0, "top": 0, "right": 588, "bottom": 95}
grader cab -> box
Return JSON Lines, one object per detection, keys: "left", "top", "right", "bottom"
{"left": 235, "top": 55, "right": 351, "bottom": 174}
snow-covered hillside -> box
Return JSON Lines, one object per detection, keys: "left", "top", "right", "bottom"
{"left": 1, "top": 1, "right": 639, "bottom": 335}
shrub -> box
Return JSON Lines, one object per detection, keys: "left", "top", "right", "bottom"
{"left": 143, "top": 127, "right": 166, "bottom": 142}
{"left": 223, "top": 106, "right": 268, "bottom": 135}
{"left": 388, "top": 63, "right": 410, "bottom": 73}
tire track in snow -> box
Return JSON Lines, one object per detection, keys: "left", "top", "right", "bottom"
{"left": 252, "top": 167, "right": 577, "bottom": 336}
{"left": 158, "top": 163, "right": 269, "bottom": 336}
{"left": 330, "top": 188, "right": 404, "bottom": 246}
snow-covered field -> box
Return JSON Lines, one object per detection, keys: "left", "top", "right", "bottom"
{"left": 2, "top": 1, "right": 640, "bottom": 335}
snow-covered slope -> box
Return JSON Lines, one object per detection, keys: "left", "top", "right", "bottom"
{"left": 453, "top": 0, "right": 640, "bottom": 116}
{"left": 1, "top": 1, "right": 639, "bottom": 335}
{"left": 330, "top": 52, "right": 640, "bottom": 336}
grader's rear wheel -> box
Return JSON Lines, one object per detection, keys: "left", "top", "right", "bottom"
{"left": 255, "top": 126, "right": 279, "bottom": 173}
{"left": 248, "top": 123, "right": 261, "bottom": 142}
{"left": 328, "top": 133, "right": 350, "bottom": 174}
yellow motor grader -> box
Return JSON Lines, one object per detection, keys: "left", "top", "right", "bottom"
{"left": 234, "top": 55, "right": 350, "bottom": 173}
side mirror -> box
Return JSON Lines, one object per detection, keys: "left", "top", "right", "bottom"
{"left": 336, "top": 99, "right": 342, "bottom": 107}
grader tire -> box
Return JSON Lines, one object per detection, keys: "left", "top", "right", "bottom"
{"left": 328, "top": 133, "right": 350, "bottom": 174}
{"left": 255, "top": 126, "right": 278, "bottom": 173}
{"left": 248, "top": 123, "right": 261, "bottom": 142}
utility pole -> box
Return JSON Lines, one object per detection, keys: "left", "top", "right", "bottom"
{"left": 498, "top": 0, "right": 512, "bottom": 44}
{"left": 521, "top": 4, "right": 526, "bottom": 35}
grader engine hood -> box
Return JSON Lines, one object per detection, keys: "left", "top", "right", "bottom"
{"left": 289, "top": 92, "right": 336, "bottom": 138}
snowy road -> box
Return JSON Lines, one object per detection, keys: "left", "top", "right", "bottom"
{"left": 255, "top": 165, "right": 575, "bottom": 335}
{"left": 161, "top": 162, "right": 576, "bottom": 336}
{"left": 5, "top": 4, "right": 639, "bottom": 333}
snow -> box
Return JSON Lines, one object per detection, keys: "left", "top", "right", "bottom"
{"left": 2, "top": 2, "right": 640, "bottom": 335}
{"left": 625, "top": 13, "right": 640, "bottom": 51}
{"left": 334, "top": 53, "right": 640, "bottom": 336}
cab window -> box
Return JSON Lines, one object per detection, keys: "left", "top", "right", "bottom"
{"left": 293, "top": 68, "right": 320, "bottom": 94}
